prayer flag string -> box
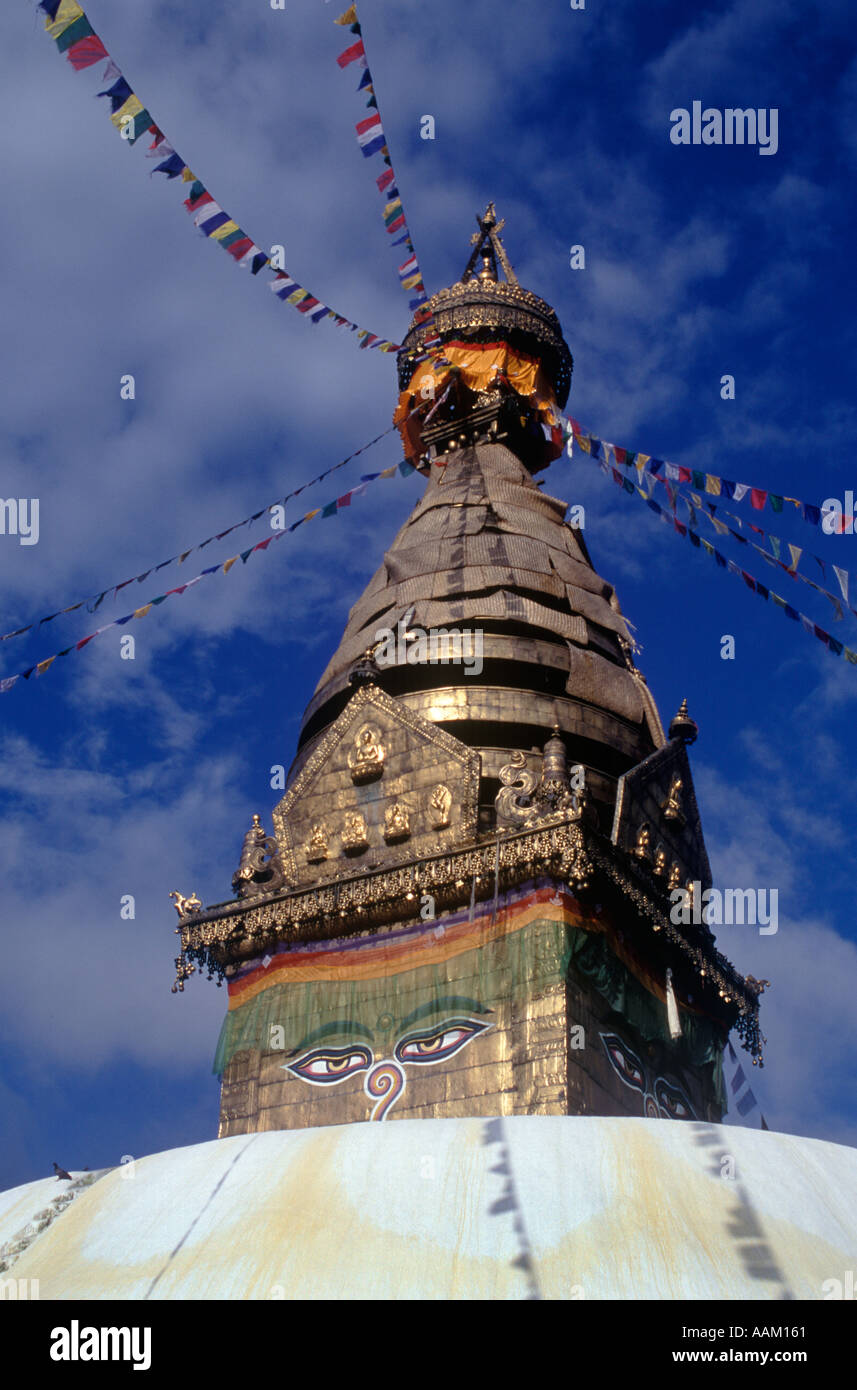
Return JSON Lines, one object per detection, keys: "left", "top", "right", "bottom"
{"left": 35, "top": 1, "right": 401, "bottom": 352}
{"left": 621, "top": 464, "right": 857, "bottom": 623}
{"left": 566, "top": 417, "right": 837, "bottom": 534}
{"left": 0, "top": 424, "right": 401, "bottom": 644}
{"left": 0, "top": 459, "right": 418, "bottom": 696}
{"left": 332, "top": 4, "right": 430, "bottom": 321}
{"left": 588, "top": 451, "right": 857, "bottom": 667}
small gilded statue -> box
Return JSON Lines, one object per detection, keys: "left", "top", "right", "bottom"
{"left": 384, "top": 802, "right": 410, "bottom": 842}
{"left": 348, "top": 724, "right": 386, "bottom": 782}
{"left": 170, "top": 890, "right": 202, "bottom": 919}
{"left": 429, "top": 783, "right": 452, "bottom": 829}
{"left": 662, "top": 773, "right": 685, "bottom": 825}
{"left": 632, "top": 823, "right": 652, "bottom": 862}
{"left": 667, "top": 862, "right": 682, "bottom": 890}
{"left": 653, "top": 845, "right": 667, "bottom": 877}
{"left": 305, "top": 822, "right": 329, "bottom": 863}
{"left": 341, "top": 810, "right": 369, "bottom": 852}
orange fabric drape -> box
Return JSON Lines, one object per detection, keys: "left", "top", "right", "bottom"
{"left": 394, "top": 341, "right": 561, "bottom": 461}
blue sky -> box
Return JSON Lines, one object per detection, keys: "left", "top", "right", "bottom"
{"left": 1, "top": 0, "right": 856, "bottom": 1191}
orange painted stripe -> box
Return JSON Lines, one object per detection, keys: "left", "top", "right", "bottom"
{"left": 227, "top": 888, "right": 592, "bottom": 1010}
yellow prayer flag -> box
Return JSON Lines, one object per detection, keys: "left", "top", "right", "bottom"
{"left": 111, "top": 95, "right": 144, "bottom": 130}
{"left": 222, "top": 557, "right": 238, "bottom": 574}
{"left": 181, "top": 168, "right": 196, "bottom": 182}
{"left": 636, "top": 453, "right": 650, "bottom": 469}
{"left": 705, "top": 474, "right": 721, "bottom": 496}
{"left": 133, "top": 605, "right": 151, "bottom": 619}
{"left": 210, "top": 220, "right": 240, "bottom": 241}
{"left": 37, "top": 657, "right": 56, "bottom": 676}
{"left": 304, "top": 509, "right": 321, "bottom": 522}
{"left": 335, "top": 5, "right": 358, "bottom": 23}
{"left": 787, "top": 545, "right": 802, "bottom": 572}
{"left": 45, "top": 0, "right": 84, "bottom": 38}
{"left": 379, "top": 466, "right": 397, "bottom": 479}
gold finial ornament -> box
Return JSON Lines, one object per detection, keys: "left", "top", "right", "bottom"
{"left": 669, "top": 698, "right": 698, "bottom": 745}
{"left": 169, "top": 890, "right": 202, "bottom": 919}
{"left": 232, "top": 813, "right": 287, "bottom": 900}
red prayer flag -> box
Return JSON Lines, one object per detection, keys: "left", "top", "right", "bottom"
{"left": 377, "top": 168, "right": 395, "bottom": 192}
{"left": 613, "top": 446, "right": 626, "bottom": 465}
{"left": 387, "top": 215, "right": 406, "bottom": 233}
{"left": 184, "top": 190, "right": 213, "bottom": 213}
{"left": 337, "top": 493, "right": 353, "bottom": 508}
{"left": 678, "top": 466, "right": 691, "bottom": 482}
{"left": 750, "top": 489, "right": 767, "bottom": 510}
{"left": 336, "top": 39, "right": 366, "bottom": 67}
{"left": 226, "top": 237, "right": 254, "bottom": 261}
{"left": 66, "top": 35, "right": 108, "bottom": 70}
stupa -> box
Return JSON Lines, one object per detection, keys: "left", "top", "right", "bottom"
{"left": 171, "top": 205, "right": 763, "bottom": 1135}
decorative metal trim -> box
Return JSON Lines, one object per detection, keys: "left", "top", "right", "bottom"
{"left": 172, "top": 812, "right": 592, "bottom": 990}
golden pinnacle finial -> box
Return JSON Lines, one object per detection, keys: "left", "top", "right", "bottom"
{"left": 668, "top": 698, "right": 699, "bottom": 744}
{"left": 462, "top": 203, "right": 517, "bottom": 286}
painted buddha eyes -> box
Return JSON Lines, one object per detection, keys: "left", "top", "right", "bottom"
{"left": 655, "top": 1078, "right": 694, "bottom": 1120}
{"left": 395, "top": 1017, "right": 489, "bottom": 1065}
{"left": 600, "top": 1031, "right": 698, "bottom": 1120}
{"left": 601, "top": 1033, "right": 646, "bottom": 1090}
{"left": 285, "top": 1044, "right": 372, "bottom": 1085}
{"left": 285, "top": 1015, "right": 491, "bottom": 1102}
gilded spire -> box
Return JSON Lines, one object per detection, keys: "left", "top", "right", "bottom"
{"left": 461, "top": 202, "right": 519, "bottom": 286}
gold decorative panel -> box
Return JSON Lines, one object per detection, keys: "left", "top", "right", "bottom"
{"left": 272, "top": 683, "right": 481, "bottom": 885}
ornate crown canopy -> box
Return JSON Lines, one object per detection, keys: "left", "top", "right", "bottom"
{"left": 396, "top": 203, "right": 573, "bottom": 407}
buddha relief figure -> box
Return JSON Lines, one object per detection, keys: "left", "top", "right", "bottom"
{"left": 667, "top": 862, "right": 682, "bottom": 890}
{"left": 348, "top": 724, "right": 385, "bottom": 783}
{"left": 341, "top": 811, "right": 369, "bottom": 852}
{"left": 653, "top": 845, "right": 667, "bottom": 877}
{"left": 429, "top": 783, "right": 453, "bottom": 829}
{"left": 305, "top": 821, "right": 329, "bottom": 863}
{"left": 632, "top": 823, "right": 652, "bottom": 862}
{"left": 383, "top": 802, "right": 410, "bottom": 842}
{"left": 662, "top": 774, "right": 685, "bottom": 825}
